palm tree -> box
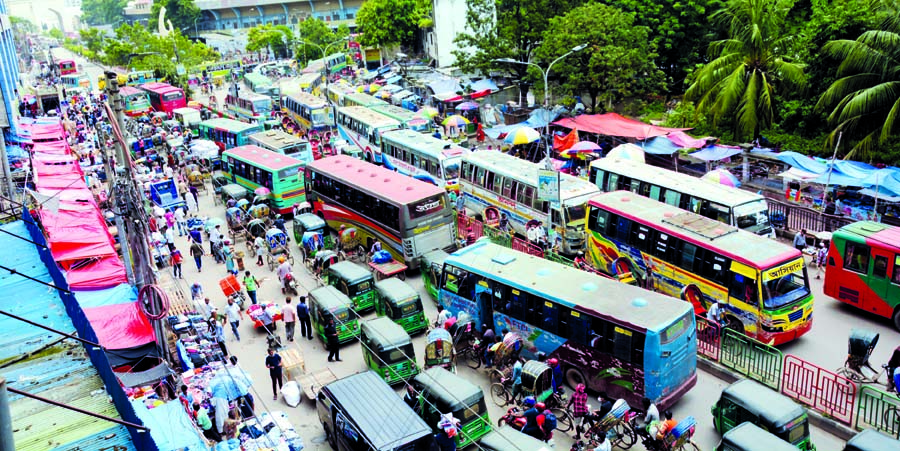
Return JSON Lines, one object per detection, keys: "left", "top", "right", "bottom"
{"left": 685, "top": 0, "right": 805, "bottom": 140}
{"left": 817, "top": 11, "right": 900, "bottom": 160}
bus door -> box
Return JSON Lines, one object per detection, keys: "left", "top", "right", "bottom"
{"left": 866, "top": 247, "right": 893, "bottom": 317}
{"left": 474, "top": 279, "right": 495, "bottom": 331}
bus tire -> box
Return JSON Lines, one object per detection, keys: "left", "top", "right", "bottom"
{"left": 323, "top": 423, "right": 336, "bottom": 449}
{"left": 564, "top": 367, "right": 586, "bottom": 390}
{"left": 893, "top": 307, "right": 900, "bottom": 332}
{"left": 724, "top": 315, "right": 744, "bottom": 335}
{"left": 680, "top": 285, "right": 705, "bottom": 313}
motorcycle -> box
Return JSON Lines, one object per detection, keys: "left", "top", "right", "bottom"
{"left": 281, "top": 272, "right": 299, "bottom": 296}
{"left": 497, "top": 406, "right": 553, "bottom": 442}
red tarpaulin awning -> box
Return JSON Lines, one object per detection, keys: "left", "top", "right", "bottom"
{"left": 552, "top": 113, "right": 688, "bottom": 139}
{"left": 83, "top": 302, "right": 156, "bottom": 349}
{"left": 67, "top": 256, "right": 128, "bottom": 288}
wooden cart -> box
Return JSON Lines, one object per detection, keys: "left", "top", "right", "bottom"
{"left": 368, "top": 259, "right": 408, "bottom": 281}
{"left": 282, "top": 347, "right": 337, "bottom": 402}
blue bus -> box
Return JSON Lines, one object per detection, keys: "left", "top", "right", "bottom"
{"left": 438, "top": 242, "right": 697, "bottom": 410}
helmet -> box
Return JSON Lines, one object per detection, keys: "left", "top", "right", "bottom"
{"left": 523, "top": 396, "right": 536, "bottom": 407}
{"left": 576, "top": 251, "right": 584, "bottom": 257}
{"left": 547, "top": 358, "right": 558, "bottom": 366}
{"left": 279, "top": 256, "right": 286, "bottom": 263}
{"left": 535, "top": 402, "right": 546, "bottom": 411}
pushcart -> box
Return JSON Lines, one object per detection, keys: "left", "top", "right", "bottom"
{"left": 218, "top": 275, "right": 247, "bottom": 309}
{"left": 368, "top": 259, "right": 407, "bottom": 281}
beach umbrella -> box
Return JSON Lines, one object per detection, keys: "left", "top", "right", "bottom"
{"left": 560, "top": 141, "right": 601, "bottom": 158}
{"left": 503, "top": 126, "right": 541, "bottom": 145}
{"left": 254, "top": 186, "right": 271, "bottom": 196}
{"left": 442, "top": 115, "right": 471, "bottom": 127}
{"left": 702, "top": 168, "right": 741, "bottom": 187}
{"left": 417, "top": 106, "right": 439, "bottom": 118}
{"left": 455, "top": 101, "right": 479, "bottom": 111}
{"left": 606, "top": 143, "right": 645, "bottom": 163}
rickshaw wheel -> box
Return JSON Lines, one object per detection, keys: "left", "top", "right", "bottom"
{"left": 397, "top": 270, "right": 406, "bottom": 281}
{"left": 490, "top": 383, "right": 510, "bottom": 407}
{"left": 675, "top": 441, "right": 700, "bottom": 451}
{"left": 565, "top": 367, "right": 586, "bottom": 390}
{"left": 551, "top": 407, "right": 572, "bottom": 433}
{"left": 463, "top": 348, "right": 481, "bottom": 369}
{"left": 489, "top": 369, "right": 504, "bottom": 384}
{"left": 836, "top": 366, "right": 866, "bottom": 383}
{"left": 612, "top": 420, "right": 636, "bottom": 449}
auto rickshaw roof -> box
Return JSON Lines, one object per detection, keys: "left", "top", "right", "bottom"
{"left": 413, "top": 367, "right": 484, "bottom": 412}
{"left": 221, "top": 184, "right": 249, "bottom": 199}
{"left": 721, "top": 422, "right": 797, "bottom": 451}
{"left": 721, "top": 379, "right": 806, "bottom": 428}
{"left": 374, "top": 278, "right": 419, "bottom": 305}
{"left": 844, "top": 428, "right": 900, "bottom": 451}
{"left": 360, "top": 317, "right": 412, "bottom": 350}
{"left": 294, "top": 213, "right": 325, "bottom": 230}
{"left": 309, "top": 285, "right": 354, "bottom": 313}
{"left": 427, "top": 328, "right": 452, "bottom": 343}
{"left": 479, "top": 425, "right": 552, "bottom": 451}
{"left": 329, "top": 261, "right": 373, "bottom": 284}
{"left": 522, "top": 360, "right": 550, "bottom": 379}
{"left": 324, "top": 371, "right": 432, "bottom": 449}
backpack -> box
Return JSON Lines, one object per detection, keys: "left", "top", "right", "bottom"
{"left": 542, "top": 411, "right": 557, "bottom": 433}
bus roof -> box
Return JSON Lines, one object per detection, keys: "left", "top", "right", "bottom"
{"left": 361, "top": 317, "right": 412, "bottom": 350}
{"left": 139, "top": 82, "right": 181, "bottom": 93}
{"left": 835, "top": 221, "right": 900, "bottom": 253}
{"left": 589, "top": 191, "right": 800, "bottom": 268}
{"left": 371, "top": 104, "right": 418, "bottom": 121}
{"left": 464, "top": 151, "right": 600, "bottom": 201}
{"left": 297, "top": 72, "right": 322, "bottom": 84}
{"left": 118, "top": 86, "right": 145, "bottom": 96}
{"left": 590, "top": 158, "right": 764, "bottom": 207}
{"left": 338, "top": 106, "right": 401, "bottom": 128}
{"left": 382, "top": 129, "right": 467, "bottom": 159}
{"left": 248, "top": 130, "right": 307, "bottom": 149}
{"left": 308, "top": 155, "right": 446, "bottom": 204}
{"left": 447, "top": 242, "right": 692, "bottom": 333}
{"left": 200, "top": 118, "right": 262, "bottom": 133}
{"left": 344, "top": 92, "right": 388, "bottom": 107}
{"left": 232, "top": 91, "right": 270, "bottom": 102}
{"left": 244, "top": 72, "right": 271, "bottom": 84}
{"left": 225, "top": 145, "right": 304, "bottom": 171}
{"left": 285, "top": 91, "right": 326, "bottom": 108}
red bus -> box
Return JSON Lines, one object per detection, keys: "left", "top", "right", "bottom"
{"left": 58, "top": 60, "right": 76, "bottom": 75}
{"left": 138, "top": 82, "right": 186, "bottom": 115}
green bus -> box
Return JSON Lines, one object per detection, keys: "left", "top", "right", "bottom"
{"left": 371, "top": 104, "right": 433, "bottom": 134}
{"left": 243, "top": 72, "right": 280, "bottom": 99}
{"left": 325, "top": 261, "right": 376, "bottom": 313}
{"left": 342, "top": 92, "right": 388, "bottom": 108}
{"left": 325, "top": 52, "right": 349, "bottom": 74}
{"left": 222, "top": 145, "right": 306, "bottom": 214}
{"left": 360, "top": 317, "right": 420, "bottom": 385}
{"left": 196, "top": 59, "right": 243, "bottom": 78}
{"left": 197, "top": 118, "right": 263, "bottom": 150}
{"left": 373, "top": 278, "right": 428, "bottom": 335}
{"left": 309, "top": 285, "right": 360, "bottom": 344}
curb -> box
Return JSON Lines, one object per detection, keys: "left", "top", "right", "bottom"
{"left": 697, "top": 357, "right": 858, "bottom": 442}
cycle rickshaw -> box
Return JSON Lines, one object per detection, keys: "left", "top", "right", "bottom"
{"left": 235, "top": 198, "right": 251, "bottom": 212}
{"left": 424, "top": 328, "right": 456, "bottom": 373}
{"left": 301, "top": 231, "right": 325, "bottom": 262}
{"left": 309, "top": 249, "right": 340, "bottom": 280}
{"left": 248, "top": 203, "right": 271, "bottom": 220}
{"left": 225, "top": 207, "right": 246, "bottom": 240}
{"left": 337, "top": 227, "right": 366, "bottom": 262}
{"left": 489, "top": 360, "right": 573, "bottom": 432}
{"left": 837, "top": 328, "right": 900, "bottom": 392}
{"left": 265, "top": 228, "right": 293, "bottom": 271}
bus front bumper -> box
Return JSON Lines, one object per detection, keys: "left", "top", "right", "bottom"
{"left": 760, "top": 315, "right": 813, "bottom": 346}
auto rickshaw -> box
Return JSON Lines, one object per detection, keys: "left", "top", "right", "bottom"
{"left": 424, "top": 328, "right": 455, "bottom": 373}
{"left": 292, "top": 212, "right": 331, "bottom": 247}
{"left": 412, "top": 367, "right": 493, "bottom": 448}
{"left": 325, "top": 261, "right": 376, "bottom": 313}
{"left": 248, "top": 203, "right": 271, "bottom": 220}
{"left": 480, "top": 425, "right": 551, "bottom": 451}
{"left": 520, "top": 360, "right": 554, "bottom": 404}
{"left": 225, "top": 207, "right": 246, "bottom": 239}
{"left": 421, "top": 249, "right": 448, "bottom": 303}
{"left": 373, "top": 278, "right": 427, "bottom": 335}
{"left": 220, "top": 183, "right": 250, "bottom": 206}
{"left": 308, "top": 285, "right": 359, "bottom": 344}
{"left": 265, "top": 228, "right": 293, "bottom": 271}
{"left": 844, "top": 429, "right": 900, "bottom": 451}
{"left": 360, "top": 317, "right": 420, "bottom": 385}
{"left": 712, "top": 379, "right": 815, "bottom": 451}
{"left": 311, "top": 249, "right": 340, "bottom": 278}
{"left": 716, "top": 422, "right": 797, "bottom": 451}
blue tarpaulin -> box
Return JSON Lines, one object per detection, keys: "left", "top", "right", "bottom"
{"left": 484, "top": 108, "right": 559, "bottom": 139}
{"left": 777, "top": 151, "right": 828, "bottom": 174}
{"left": 640, "top": 137, "right": 681, "bottom": 155}
{"left": 689, "top": 145, "right": 743, "bottom": 161}
{"left": 469, "top": 78, "right": 499, "bottom": 93}
{"left": 74, "top": 283, "right": 138, "bottom": 309}
{"left": 132, "top": 400, "right": 207, "bottom": 451}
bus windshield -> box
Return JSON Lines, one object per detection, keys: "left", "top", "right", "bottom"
{"left": 383, "top": 344, "right": 415, "bottom": 364}
{"left": 762, "top": 258, "right": 810, "bottom": 310}
{"left": 734, "top": 200, "right": 771, "bottom": 233}
{"left": 408, "top": 194, "right": 447, "bottom": 220}
{"left": 253, "top": 99, "right": 272, "bottom": 114}
{"left": 310, "top": 108, "right": 328, "bottom": 124}
{"left": 566, "top": 204, "right": 588, "bottom": 223}
{"left": 442, "top": 159, "right": 460, "bottom": 180}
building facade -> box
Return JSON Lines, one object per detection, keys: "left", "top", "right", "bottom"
{"left": 425, "top": 0, "right": 478, "bottom": 68}
{"left": 0, "top": 0, "right": 21, "bottom": 137}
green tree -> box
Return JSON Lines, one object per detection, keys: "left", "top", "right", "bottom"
{"left": 246, "top": 24, "right": 294, "bottom": 59}
{"left": 536, "top": 3, "right": 666, "bottom": 111}
{"left": 355, "top": 0, "right": 428, "bottom": 49}
{"left": 10, "top": 16, "right": 37, "bottom": 33}
{"left": 685, "top": 0, "right": 805, "bottom": 141}
{"left": 47, "top": 28, "right": 64, "bottom": 41}
{"left": 149, "top": 0, "right": 201, "bottom": 33}
{"left": 81, "top": 0, "right": 127, "bottom": 26}
{"left": 79, "top": 28, "right": 106, "bottom": 55}
{"left": 295, "top": 17, "right": 339, "bottom": 64}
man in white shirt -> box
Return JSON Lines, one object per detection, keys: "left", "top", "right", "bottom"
{"left": 276, "top": 258, "right": 292, "bottom": 285}
{"left": 164, "top": 226, "right": 176, "bottom": 252}
{"left": 282, "top": 297, "right": 297, "bottom": 341}
{"left": 210, "top": 225, "right": 224, "bottom": 262}
{"left": 225, "top": 298, "right": 242, "bottom": 341}
{"left": 174, "top": 207, "right": 187, "bottom": 236}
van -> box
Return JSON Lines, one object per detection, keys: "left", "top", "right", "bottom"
{"left": 712, "top": 379, "right": 815, "bottom": 450}
{"left": 359, "top": 317, "right": 419, "bottom": 385}
{"left": 309, "top": 285, "right": 360, "bottom": 344}
{"left": 173, "top": 107, "right": 202, "bottom": 130}
{"left": 716, "top": 422, "right": 798, "bottom": 451}
{"left": 326, "top": 261, "right": 376, "bottom": 312}
{"left": 374, "top": 277, "right": 428, "bottom": 335}
{"left": 317, "top": 371, "right": 435, "bottom": 451}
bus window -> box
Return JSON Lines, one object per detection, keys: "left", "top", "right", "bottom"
{"left": 606, "top": 173, "right": 618, "bottom": 192}
{"left": 664, "top": 190, "right": 680, "bottom": 207}
{"left": 893, "top": 255, "right": 900, "bottom": 284}
{"left": 630, "top": 179, "right": 641, "bottom": 193}
{"left": 491, "top": 175, "right": 503, "bottom": 195}
{"left": 616, "top": 217, "right": 632, "bottom": 242}
{"left": 442, "top": 265, "right": 467, "bottom": 293}
{"left": 569, "top": 310, "right": 589, "bottom": 344}
{"left": 631, "top": 224, "right": 652, "bottom": 252}
{"left": 649, "top": 185, "right": 662, "bottom": 201}
{"left": 653, "top": 232, "right": 671, "bottom": 260}
{"left": 612, "top": 327, "right": 633, "bottom": 362}
{"left": 502, "top": 178, "right": 514, "bottom": 199}
{"left": 844, "top": 243, "right": 870, "bottom": 273}
{"left": 542, "top": 301, "right": 559, "bottom": 334}
{"left": 873, "top": 255, "right": 888, "bottom": 278}
{"left": 508, "top": 288, "right": 525, "bottom": 318}
{"left": 679, "top": 242, "right": 698, "bottom": 272}
{"left": 729, "top": 273, "right": 758, "bottom": 307}
{"left": 588, "top": 209, "right": 610, "bottom": 234}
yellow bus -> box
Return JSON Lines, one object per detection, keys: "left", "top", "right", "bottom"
{"left": 297, "top": 72, "right": 324, "bottom": 96}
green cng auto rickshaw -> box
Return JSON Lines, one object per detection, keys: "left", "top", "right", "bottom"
{"left": 359, "top": 317, "right": 419, "bottom": 385}
{"left": 844, "top": 429, "right": 900, "bottom": 451}
{"left": 712, "top": 379, "right": 815, "bottom": 450}
{"left": 374, "top": 277, "right": 427, "bottom": 335}
{"left": 717, "top": 422, "right": 798, "bottom": 451}
{"left": 220, "top": 183, "right": 250, "bottom": 205}
{"left": 412, "top": 367, "right": 492, "bottom": 448}
{"left": 325, "top": 261, "right": 376, "bottom": 313}
{"left": 309, "top": 285, "right": 360, "bottom": 345}
{"left": 421, "top": 249, "right": 448, "bottom": 302}
{"left": 480, "top": 425, "right": 552, "bottom": 451}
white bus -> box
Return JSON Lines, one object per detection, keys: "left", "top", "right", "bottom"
{"left": 282, "top": 91, "right": 333, "bottom": 133}
{"left": 460, "top": 151, "right": 601, "bottom": 254}
{"left": 380, "top": 129, "right": 468, "bottom": 192}
{"left": 225, "top": 92, "right": 273, "bottom": 125}
{"left": 335, "top": 106, "right": 401, "bottom": 164}
{"left": 588, "top": 158, "right": 774, "bottom": 237}
{"left": 371, "top": 104, "right": 432, "bottom": 133}
{"left": 249, "top": 130, "right": 313, "bottom": 165}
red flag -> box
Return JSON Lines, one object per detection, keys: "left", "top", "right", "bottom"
{"left": 554, "top": 128, "right": 578, "bottom": 151}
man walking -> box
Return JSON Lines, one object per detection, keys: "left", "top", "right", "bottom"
{"left": 174, "top": 207, "right": 187, "bottom": 236}
{"left": 190, "top": 240, "right": 204, "bottom": 272}
{"left": 282, "top": 297, "right": 296, "bottom": 341}
{"left": 297, "top": 296, "right": 313, "bottom": 340}
{"left": 265, "top": 348, "right": 283, "bottom": 401}
{"left": 325, "top": 317, "right": 341, "bottom": 362}
{"left": 243, "top": 271, "right": 259, "bottom": 305}
{"left": 793, "top": 229, "right": 807, "bottom": 251}
{"left": 225, "top": 298, "right": 242, "bottom": 342}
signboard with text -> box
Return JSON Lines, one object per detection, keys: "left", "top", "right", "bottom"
{"left": 537, "top": 169, "right": 559, "bottom": 202}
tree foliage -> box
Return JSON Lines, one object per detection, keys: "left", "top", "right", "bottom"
{"left": 10, "top": 16, "right": 37, "bottom": 33}
{"left": 355, "top": 0, "right": 429, "bottom": 49}
{"left": 685, "top": 0, "right": 805, "bottom": 141}
{"left": 536, "top": 3, "right": 666, "bottom": 111}
{"left": 293, "top": 18, "right": 348, "bottom": 65}
{"left": 81, "top": 0, "right": 127, "bottom": 26}
{"left": 148, "top": 0, "right": 201, "bottom": 33}
{"left": 246, "top": 24, "right": 294, "bottom": 59}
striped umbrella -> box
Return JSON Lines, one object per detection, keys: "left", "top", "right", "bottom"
{"left": 503, "top": 126, "right": 541, "bottom": 145}
{"left": 416, "top": 106, "right": 439, "bottom": 118}
{"left": 442, "top": 115, "right": 471, "bottom": 127}
{"left": 456, "top": 101, "right": 479, "bottom": 111}
{"left": 560, "top": 141, "right": 601, "bottom": 158}
{"left": 702, "top": 168, "right": 741, "bottom": 187}
{"left": 606, "top": 143, "right": 645, "bottom": 163}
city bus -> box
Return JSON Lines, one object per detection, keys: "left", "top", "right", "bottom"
{"left": 119, "top": 86, "right": 152, "bottom": 117}
{"left": 589, "top": 158, "right": 774, "bottom": 237}
{"left": 302, "top": 58, "right": 325, "bottom": 75}
{"left": 59, "top": 74, "right": 91, "bottom": 92}
{"left": 58, "top": 59, "right": 76, "bottom": 75}
{"left": 138, "top": 82, "right": 187, "bottom": 115}
{"left": 371, "top": 104, "right": 432, "bottom": 133}
{"left": 249, "top": 130, "right": 313, "bottom": 164}
{"left": 459, "top": 151, "right": 601, "bottom": 254}
{"left": 222, "top": 145, "right": 306, "bottom": 213}
{"left": 125, "top": 70, "right": 158, "bottom": 86}
{"left": 282, "top": 92, "right": 333, "bottom": 133}
{"left": 243, "top": 72, "right": 279, "bottom": 99}
{"left": 297, "top": 72, "right": 324, "bottom": 95}
{"left": 824, "top": 221, "right": 900, "bottom": 330}
{"left": 197, "top": 118, "right": 263, "bottom": 150}
{"left": 325, "top": 84, "right": 353, "bottom": 107}
{"left": 585, "top": 191, "right": 814, "bottom": 345}
{"left": 325, "top": 52, "right": 348, "bottom": 74}
{"left": 305, "top": 155, "right": 455, "bottom": 269}
{"left": 335, "top": 106, "right": 401, "bottom": 164}
{"left": 438, "top": 241, "right": 697, "bottom": 409}
{"left": 197, "top": 59, "right": 243, "bottom": 78}
{"left": 225, "top": 92, "right": 274, "bottom": 125}
{"left": 342, "top": 92, "right": 388, "bottom": 109}
{"left": 380, "top": 129, "right": 466, "bottom": 191}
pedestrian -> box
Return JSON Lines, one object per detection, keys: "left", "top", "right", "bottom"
{"left": 816, "top": 241, "right": 828, "bottom": 279}
{"left": 190, "top": 240, "right": 204, "bottom": 272}
{"left": 455, "top": 191, "right": 465, "bottom": 211}
{"left": 224, "top": 243, "right": 236, "bottom": 275}
{"left": 511, "top": 358, "right": 524, "bottom": 399}
{"left": 297, "top": 295, "right": 313, "bottom": 340}
{"left": 197, "top": 297, "right": 214, "bottom": 319}
{"left": 174, "top": 207, "right": 187, "bottom": 236}
{"left": 189, "top": 226, "right": 203, "bottom": 246}
{"left": 194, "top": 402, "right": 221, "bottom": 442}
{"left": 189, "top": 184, "right": 199, "bottom": 206}
{"left": 164, "top": 226, "right": 176, "bottom": 252}
{"left": 434, "top": 424, "right": 457, "bottom": 451}
{"left": 225, "top": 298, "right": 242, "bottom": 341}
{"left": 210, "top": 225, "right": 224, "bottom": 262}
{"left": 254, "top": 235, "right": 265, "bottom": 266}
{"left": 568, "top": 383, "right": 590, "bottom": 439}
{"left": 208, "top": 317, "right": 228, "bottom": 357}
{"left": 165, "top": 209, "right": 176, "bottom": 230}
{"left": 793, "top": 229, "right": 807, "bottom": 251}
{"left": 265, "top": 348, "right": 284, "bottom": 401}
{"left": 282, "top": 296, "right": 296, "bottom": 341}
{"left": 243, "top": 270, "right": 259, "bottom": 305}
{"left": 170, "top": 248, "right": 184, "bottom": 279}
{"left": 325, "top": 317, "right": 341, "bottom": 362}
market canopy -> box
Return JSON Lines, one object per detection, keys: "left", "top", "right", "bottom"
{"left": 83, "top": 302, "right": 156, "bottom": 350}
{"left": 689, "top": 145, "right": 743, "bottom": 161}
{"left": 485, "top": 108, "right": 559, "bottom": 139}
{"left": 553, "top": 113, "right": 687, "bottom": 139}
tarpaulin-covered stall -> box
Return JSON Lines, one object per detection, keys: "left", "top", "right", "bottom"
{"left": 553, "top": 113, "right": 686, "bottom": 139}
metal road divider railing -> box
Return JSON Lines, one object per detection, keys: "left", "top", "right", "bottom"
{"left": 695, "top": 315, "right": 721, "bottom": 361}
{"left": 719, "top": 328, "right": 784, "bottom": 390}
{"left": 482, "top": 224, "right": 511, "bottom": 248}
{"left": 855, "top": 385, "right": 900, "bottom": 438}
{"left": 781, "top": 354, "right": 856, "bottom": 426}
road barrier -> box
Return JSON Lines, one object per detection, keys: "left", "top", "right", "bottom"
{"left": 781, "top": 355, "right": 856, "bottom": 426}
{"left": 695, "top": 315, "right": 721, "bottom": 361}
{"left": 511, "top": 236, "right": 545, "bottom": 258}
{"left": 856, "top": 385, "right": 900, "bottom": 438}
{"left": 719, "top": 328, "right": 783, "bottom": 390}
